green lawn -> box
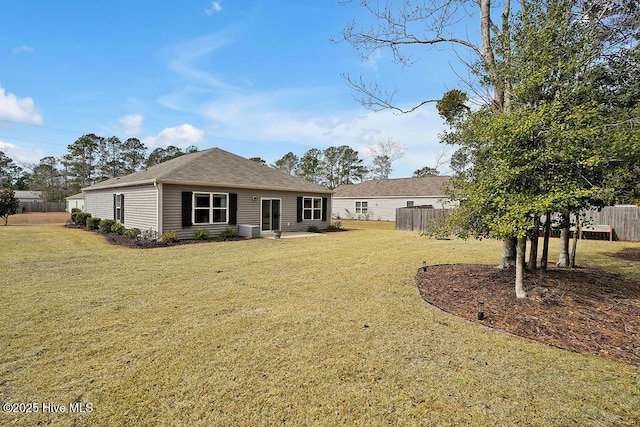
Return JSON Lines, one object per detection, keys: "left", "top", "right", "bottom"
{"left": 1, "top": 222, "right": 639, "bottom": 426}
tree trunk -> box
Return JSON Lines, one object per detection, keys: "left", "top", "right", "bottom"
{"left": 570, "top": 214, "right": 579, "bottom": 268}
{"left": 528, "top": 218, "right": 539, "bottom": 270}
{"left": 557, "top": 212, "right": 570, "bottom": 267}
{"left": 499, "top": 238, "right": 517, "bottom": 268}
{"left": 540, "top": 211, "right": 551, "bottom": 271}
{"left": 515, "top": 237, "right": 527, "bottom": 298}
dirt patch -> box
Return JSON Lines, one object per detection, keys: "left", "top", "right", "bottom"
{"left": 417, "top": 263, "right": 640, "bottom": 367}
{"left": 5, "top": 212, "right": 70, "bottom": 225}
{"left": 612, "top": 247, "right": 640, "bottom": 262}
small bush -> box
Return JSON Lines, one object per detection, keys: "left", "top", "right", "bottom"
{"left": 326, "top": 221, "right": 343, "bottom": 232}
{"left": 160, "top": 231, "right": 179, "bottom": 243}
{"left": 112, "top": 222, "right": 126, "bottom": 235}
{"left": 123, "top": 228, "right": 141, "bottom": 239}
{"left": 99, "top": 219, "right": 117, "bottom": 234}
{"left": 86, "top": 217, "right": 101, "bottom": 230}
{"left": 72, "top": 211, "right": 91, "bottom": 227}
{"left": 306, "top": 225, "right": 320, "bottom": 233}
{"left": 219, "top": 227, "right": 238, "bottom": 240}
{"left": 194, "top": 229, "right": 210, "bottom": 240}
{"left": 71, "top": 207, "right": 82, "bottom": 214}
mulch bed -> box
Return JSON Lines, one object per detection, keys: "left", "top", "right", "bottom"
{"left": 416, "top": 257, "right": 640, "bottom": 367}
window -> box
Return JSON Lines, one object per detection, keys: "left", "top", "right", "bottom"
{"left": 303, "top": 196, "right": 322, "bottom": 220}
{"left": 355, "top": 201, "right": 368, "bottom": 214}
{"left": 114, "top": 194, "right": 124, "bottom": 222}
{"left": 406, "top": 201, "right": 414, "bottom": 207}
{"left": 193, "top": 193, "right": 228, "bottom": 224}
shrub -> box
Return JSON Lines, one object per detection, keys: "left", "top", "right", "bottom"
{"left": 194, "top": 229, "right": 210, "bottom": 240}
{"left": 306, "top": 225, "right": 320, "bottom": 233}
{"left": 86, "top": 217, "right": 101, "bottom": 230}
{"left": 71, "top": 211, "right": 91, "bottom": 227}
{"left": 160, "top": 231, "right": 178, "bottom": 243}
{"left": 219, "top": 227, "right": 238, "bottom": 240}
{"left": 112, "top": 222, "right": 126, "bottom": 235}
{"left": 326, "top": 221, "right": 343, "bottom": 232}
{"left": 124, "top": 228, "right": 141, "bottom": 239}
{"left": 71, "top": 207, "right": 82, "bottom": 214}
{"left": 99, "top": 219, "right": 117, "bottom": 234}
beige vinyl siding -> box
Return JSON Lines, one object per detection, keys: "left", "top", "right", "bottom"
{"left": 84, "top": 184, "right": 158, "bottom": 231}
{"left": 162, "top": 184, "right": 331, "bottom": 239}
{"left": 333, "top": 196, "right": 453, "bottom": 222}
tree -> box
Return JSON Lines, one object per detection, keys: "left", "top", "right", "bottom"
{"left": 367, "top": 139, "right": 405, "bottom": 179}
{"left": 321, "top": 145, "right": 367, "bottom": 188}
{"left": 0, "top": 188, "right": 19, "bottom": 225}
{"left": 121, "top": 138, "right": 147, "bottom": 174}
{"left": 437, "top": 0, "right": 640, "bottom": 297}
{"left": 338, "top": 0, "right": 520, "bottom": 267}
{"left": 97, "top": 136, "right": 123, "bottom": 180}
{"left": 248, "top": 157, "right": 268, "bottom": 166}
{"left": 272, "top": 152, "right": 299, "bottom": 175}
{"left": 146, "top": 146, "right": 189, "bottom": 167}
{"left": 413, "top": 166, "right": 440, "bottom": 177}
{"left": 61, "top": 134, "right": 101, "bottom": 192}
{"left": 0, "top": 151, "right": 25, "bottom": 188}
{"left": 296, "top": 148, "right": 324, "bottom": 184}
{"left": 30, "top": 156, "right": 64, "bottom": 202}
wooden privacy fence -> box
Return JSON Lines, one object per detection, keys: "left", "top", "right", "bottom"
{"left": 395, "top": 207, "right": 453, "bottom": 233}
{"left": 396, "top": 206, "right": 640, "bottom": 241}
{"left": 581, "top": 206, "right": 640, "bottom": 242}
{"left": 19, "top": 202, "right": 66, "bottom": 213}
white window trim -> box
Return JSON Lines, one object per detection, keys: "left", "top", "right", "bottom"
{"left": 355, "top": 200, "right": 368, "bottom": 214}
{"left": 303, "top": 196, "right": 322, "bottom": 221}
{"left": 192, "top": 192, "right": 229, "bottom": 225}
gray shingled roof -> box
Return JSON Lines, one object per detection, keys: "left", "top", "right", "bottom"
{"left": 65, "top": 192, "right": 85, "bottom": 200}
{"left": 83, "top": 148, "right": 332, "bottom": 194}
{"left": 333, "top": 176, "right": 450, "bottom": 198}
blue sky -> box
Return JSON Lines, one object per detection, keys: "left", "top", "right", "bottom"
{"left": 0, "top": 1, "right": 468, "bottom": 178}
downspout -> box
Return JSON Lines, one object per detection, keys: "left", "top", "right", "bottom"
{"left": 154, "top": 180, "right": 163, "bottom": 236}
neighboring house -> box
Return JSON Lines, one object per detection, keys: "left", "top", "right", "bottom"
{"left": 66, "top": 192, "right": 85, "bottom": 212}
{"left": 82, "top": 148, "right": 333, "bottom": 239}
{"left": 332, "top": 176, "right": 454, "bottom": 222}
{"left": 14, "top": 190, "right": 43, "bottom": 203}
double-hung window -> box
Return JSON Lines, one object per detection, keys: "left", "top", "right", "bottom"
{"left": 193, "top": 193, "right": 228, "bottom": 224}
{"left": 303, "top": 196, "right": 322, "bottom": 220}
{"left": 355, "top": 201, "right": 368, "bottom": 214}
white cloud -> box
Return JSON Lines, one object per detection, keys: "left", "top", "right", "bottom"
{"left": 12, "top": 44, "right": 34, "bottom": 54}
{"left": 0, "top": 86, "right": 43, "bottom": 125}
{"left": 0, "top": 140, "right": 47, "bottom": 168}
{"left": 118, "top": 114, "right": 144, "bottom": 135}
{"left": 205, "top": 1, "right": 223, "bottom": 15}
{"left": 143, "top": 124, "right": 205, "bottom": 149}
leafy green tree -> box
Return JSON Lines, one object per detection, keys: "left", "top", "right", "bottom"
{"left": 248, "top": 157, "right": 267, "bottom": 166}
{"left": 61, "top": 134, "right": 101, "bottom": 192}
{"left": 321, "top": 145, "right": 367, "bottom": 188}
{"left": 146, "top": 146, "right": 189, "bottom": 167}
{"left": 121, "top": 138, "right": 147, "bottom": 174}
{"left": 0, "top": 151, "right": 25, "bottom": 188}
{"left": 0, "top": 188, "right": 20, "bottom": 225}
{"left": 296, "top": 148, "right": 323, "bottom": 184}
{"left": 30, "top": 156, "right": 64, "bottom": 202}
{"left": 413, "top": 166, "right": 440, "bottom": 177}
{"left": 97, "top": 136, "right": 123, "bottom": 180}
{"left": 272, "top": 152, "right": 299, "bottom": 175}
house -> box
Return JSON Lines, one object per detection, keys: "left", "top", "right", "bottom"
{"left": 65, "top": 192, "right": 85, "bottom": 212}
{"left": 14, "top": 190, "right": 43, "bottom": 203}
{"left": 332, "top": 176, "right": 454, "bottom": 222}
{"left": 82, "top": 148, "right": 333, "bottom": 239}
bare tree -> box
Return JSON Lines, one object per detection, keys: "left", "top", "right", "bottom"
{"left": 368, "top": 139, "right": 405, "bottom": 179}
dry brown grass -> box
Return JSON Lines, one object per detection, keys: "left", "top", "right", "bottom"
{"left": 4, "top": 212, "right": 70, "bottom": 225}
{"left": 1, "top": 223, "right": 639, "bottom": 426}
